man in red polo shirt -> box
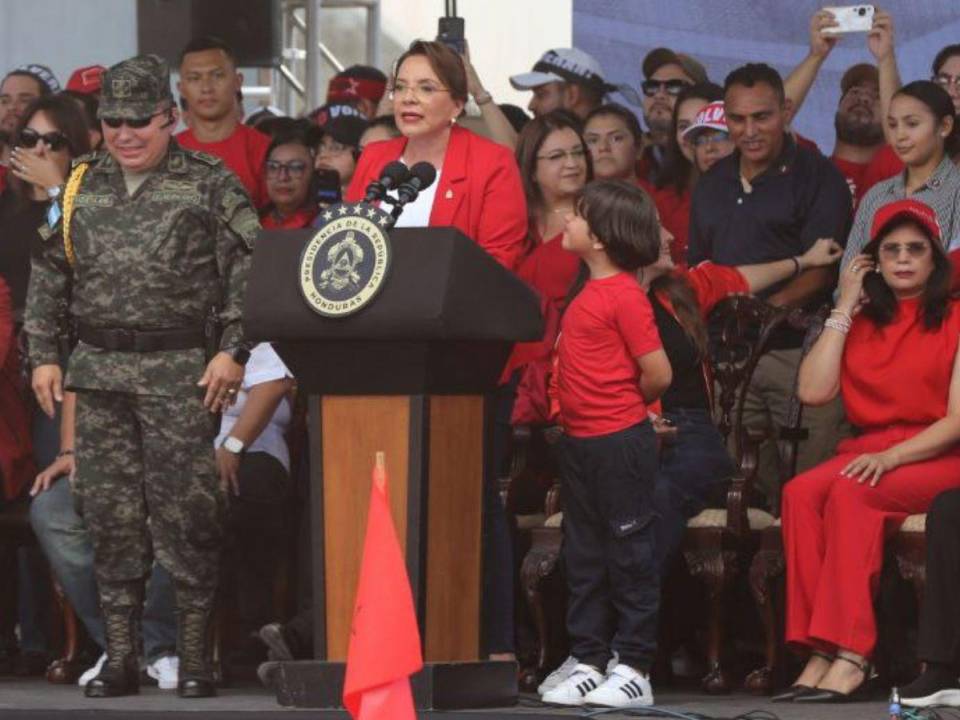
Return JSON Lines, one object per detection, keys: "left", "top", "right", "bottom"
{"left": 176, "top": 36, "right": 270, "bottom": 209}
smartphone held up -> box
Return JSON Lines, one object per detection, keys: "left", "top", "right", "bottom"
{"left": 822, "top": 5, "right": 876, "bottom": 34}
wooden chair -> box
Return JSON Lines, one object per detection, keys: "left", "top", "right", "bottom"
{"left": 516, "top": 296, "right": 815, "bottom": 693}
{"left": 743, "top": 308, "right": 829, "bottom": 694}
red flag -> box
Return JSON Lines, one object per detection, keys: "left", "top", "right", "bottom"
{"left": 343, "top": 452, "right": 423, "bottom": 719}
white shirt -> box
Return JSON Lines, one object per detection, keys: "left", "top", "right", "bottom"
{"left": 215, "top": 343, "right": 294, "bottom": 472}
{"left": 389, "top": 162, "right": 442, "bottom": 228}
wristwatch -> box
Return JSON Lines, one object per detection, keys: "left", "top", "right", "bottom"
{"left": 222, "top": 436, "right": 245, "bottom": 454}
{"left": 228, "top": 345, "right": 252, "bottom": 366}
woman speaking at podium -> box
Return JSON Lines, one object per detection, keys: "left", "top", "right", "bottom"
{"left": 346, "top": 40, "right": 527, "bottom": 271}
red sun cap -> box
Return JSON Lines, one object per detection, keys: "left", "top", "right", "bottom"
{"left": 66, "top": 65, "right": 106, "bottom": 95}
{"left": 870, "top": 199, "right": 943, "bottom": 245}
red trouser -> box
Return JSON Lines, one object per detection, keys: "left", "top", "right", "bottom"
{"left": 782, "top": 424, "right": 960, "bottom": 657}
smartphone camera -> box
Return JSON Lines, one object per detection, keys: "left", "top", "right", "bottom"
{"left": 856, "top": 5, "right": 867, "bottom": 15}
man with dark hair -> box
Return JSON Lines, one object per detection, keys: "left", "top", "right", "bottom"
{"left": 784, "top": 11, "right": 884, "bottom": 205}
{"left": 637, "top": 48, "right": 708, "bottom": 182}
{"left": 509, "top": 48, "right": 616, "bottom": 119}
{"left": 688, "top": 62, "right": 852, "bottom": 508}
{"left": 326, "top": 64, "right": 387, "bottom": 119}
{"left": 176, "top": 36, "right": 271, "bottom": 208}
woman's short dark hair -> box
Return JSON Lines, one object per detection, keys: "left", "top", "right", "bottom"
{"left": 932, "top": 44, "right": 960, "bottom": 77}
{"left": 394, "top": 40, "right": 468, "bottom": 104}
{"left": 893, "top": 80, "right": 960, "bottom": 157}
{"left": 60, "top": 90, "right": 99, "bottom": 137}
{"left": 515, "top": 109, "right": 593, "bottom": 233}
{"left": 574, "top": 179, "right": 660, "bottom": 271}
{"left": 861, "top": 218, "right": 951, "bottom": 330}
{"left": 9, "top": 94, "right": 91, "bottom": 204}
{"left": 584, "top": 103, "right": 643, "bottom": 142}
{"left": 263, "top": 119, "right": 320, "bottom": 212}
{"left": 656, "top": 82, "right": 723, "bottom": 195}
{"left": 366, "top": 114, "right": 400, "bottom": 136}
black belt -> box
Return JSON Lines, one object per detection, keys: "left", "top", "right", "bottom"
{"left": 77, "top": 323, "right": 205, "bottom": 352}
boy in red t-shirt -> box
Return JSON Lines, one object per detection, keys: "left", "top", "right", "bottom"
{"left": 541, "top": 180, "right": 671, "bottom": 709}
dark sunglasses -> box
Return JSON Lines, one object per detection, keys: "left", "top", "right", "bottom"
{"left": 101, "top": 110, "right": 167, "bottom": 130}
{"left": 18, "top": 128, "right": 70, "bottom": 151}
{"left": 641, "top": 79, "right": 690, "bottom": 97}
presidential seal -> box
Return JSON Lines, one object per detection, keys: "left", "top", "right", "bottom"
{"left": 299, "top": 202, "right": 393, "bottom": 317}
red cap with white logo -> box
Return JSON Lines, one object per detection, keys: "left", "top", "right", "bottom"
{"left": 681, "top": 100, "right": 727, "bottom": 142}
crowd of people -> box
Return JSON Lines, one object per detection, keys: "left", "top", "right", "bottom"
{"left": 1, "top": 5, "right": 960, "bottom": 712}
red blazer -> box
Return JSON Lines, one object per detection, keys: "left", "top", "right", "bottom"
{"left": 346, "top": 125, "right": 527, "bottom": 271}
{"left": 0, "top": 277, "right": 34, "bottom": 501}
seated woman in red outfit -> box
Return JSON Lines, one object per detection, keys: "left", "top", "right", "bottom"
{"left": 260, "top": 123, "right": 320, "bottom": 230}
{"left": 777, "top": 198, "right": 960, "bottom": 704}
{"left": 346, "top": 40, "right": 526, "bottom": 270}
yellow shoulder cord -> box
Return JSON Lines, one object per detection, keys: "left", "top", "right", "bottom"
{"left": 62, "top": 163, "right": 89, "bottom": 268}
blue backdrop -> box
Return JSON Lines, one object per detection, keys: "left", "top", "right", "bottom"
{"left": 573, "top": 0, "right": 960, "bottom": 151}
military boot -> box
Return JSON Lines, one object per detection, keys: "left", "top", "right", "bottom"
{"left": 84, "top": 606, "right": 141, "bottom": 697}
{"left": 177, "top": 608, "right": 216, "bottom": 698}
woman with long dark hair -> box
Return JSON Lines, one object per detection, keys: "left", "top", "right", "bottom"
{"left": 652, "top": 83, "right": 723, "bottom": 266}
{"left": 1, "top": 94, "right": 90, "bottom": 314}
{"left": 841, "top": 80, "right": 960, "bottom": 272}
{"left": 777, "top": 200, "right": 960, "bottom": 704}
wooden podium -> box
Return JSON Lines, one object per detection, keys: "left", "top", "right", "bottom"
{"left": 243, "top": 226, "right": 542, "bottom": 709}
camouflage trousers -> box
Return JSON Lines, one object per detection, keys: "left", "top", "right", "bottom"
{"left": 73, "top": 389, "right": 224, "bottom": 613}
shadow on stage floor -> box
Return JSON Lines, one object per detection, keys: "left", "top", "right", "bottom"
{"left": 0, "top": 677, "right": 893, "bottom": 719}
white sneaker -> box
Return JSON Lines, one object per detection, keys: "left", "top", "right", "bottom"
{"left": 540, "top": 663, "right": 604, "bottom": 706}
{"left": 146, "top": 654, "right": 179, "bottom": 690}
{"left": 537, "top": 655, "right": 579, "bottom": 695}
{"left": 77, "top": 652, "right": 107, "bottom": 687}
{"left": 583, "top": 663, "right": 654, "bottom": 708}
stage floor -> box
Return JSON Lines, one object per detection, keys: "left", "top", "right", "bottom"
{"left": 0, "top": 677, "right": 895, "bottom": 719}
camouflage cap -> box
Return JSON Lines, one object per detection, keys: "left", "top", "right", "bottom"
{"left": 98, "top": 55, "right": 174, "bottom": 120}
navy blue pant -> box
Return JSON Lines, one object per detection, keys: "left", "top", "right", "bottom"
{"left": 558, "top": 421, "right": 659, "bottom": 671}
{"left": 653, "top": 408, "right": 735, "bottom": 573}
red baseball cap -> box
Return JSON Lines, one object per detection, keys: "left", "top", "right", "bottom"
{"left": 870, "top": 199, "right": 942, "bottom": 244}
{"left": 66, "top": 65, "right": 106, "bottom": 95}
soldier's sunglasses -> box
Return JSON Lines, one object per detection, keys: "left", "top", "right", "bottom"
{"left": 101, "top": 110, "right": 166, "bottom": 129}
{"left": 18, "top": 128, "right": 70, "bottom": 152}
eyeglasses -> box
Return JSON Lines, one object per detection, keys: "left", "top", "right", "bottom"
{"left": 879, "top": 241, "right": 930, "bottom": 258}
{"left": 537, "top": 147, "right": 587, "bottom": 163}
{"left": 389, "top": 81, "right": 450, "bottom": 101}
{"left": 318, "top": 140, "right": 351, "bottom": 156}
{"left": 641, "top": 79, "right": 690, "bottom": 98}
{"left": 933, "top": 74, "right": 960, "bottom": 90}
{"left": 101, "top": 110, "right": 166, "bottom": 129}
{"left": 18, "top": 128, "right": 70, "bottom": 152}
{"left": 266, "top": 160, "right": 309, "bottom": 177}
{"left": 585, "top": 132, "right": 632, "bottom": 148}
{"left": 692, "top": 132, "right": 731, "bottom": 148}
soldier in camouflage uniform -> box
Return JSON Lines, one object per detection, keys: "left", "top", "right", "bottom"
{"left": 24, "top": 55, "right": 260, "bottom": 698}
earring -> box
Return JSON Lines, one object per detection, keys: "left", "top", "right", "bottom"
{"left": 450, "top": 117, "right": 457, "bottom": 126}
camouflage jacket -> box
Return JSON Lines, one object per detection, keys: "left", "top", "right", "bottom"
{"left": 24, "top": 140, "right": 260, "bottom": 397}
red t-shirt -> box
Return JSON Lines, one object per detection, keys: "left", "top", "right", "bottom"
{"left": 652, "top": 186, "right": 691, "bottom": 268}
{"left": 176, "top": 124, "right": 271, "bottom": 209}
{"left": 831, "top": 156, "right": 871, "bottom": 209}
{"left": 842, "top": 297, "right": 960, "bottom": 429}
{"left": 859, "top": 144, "right": 904, "bottom": 203}
{"left": 516, "top": 230, "right": 581, "bottom": 304}
{"left": 558, "top": 272, "right": 662, "bottom": 438}
{"left": 260, "top": 206, "right": 317, "bottom": 230}
{"left": 0, "top": 165, "right": 7, "bottom": 194}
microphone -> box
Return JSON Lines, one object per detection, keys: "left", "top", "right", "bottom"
{"left": 396, "top": 162, "right": 438, "bottom": 206}
{"left": 362, "top": 161, "right": 410, "bottom": 202}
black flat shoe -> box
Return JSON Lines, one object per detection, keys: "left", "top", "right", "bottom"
{"left": 178, "top": 676, "right": 216, "bottom": 698}
{"left": 771, "top": 684, "right": 815, "bottom": 702}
